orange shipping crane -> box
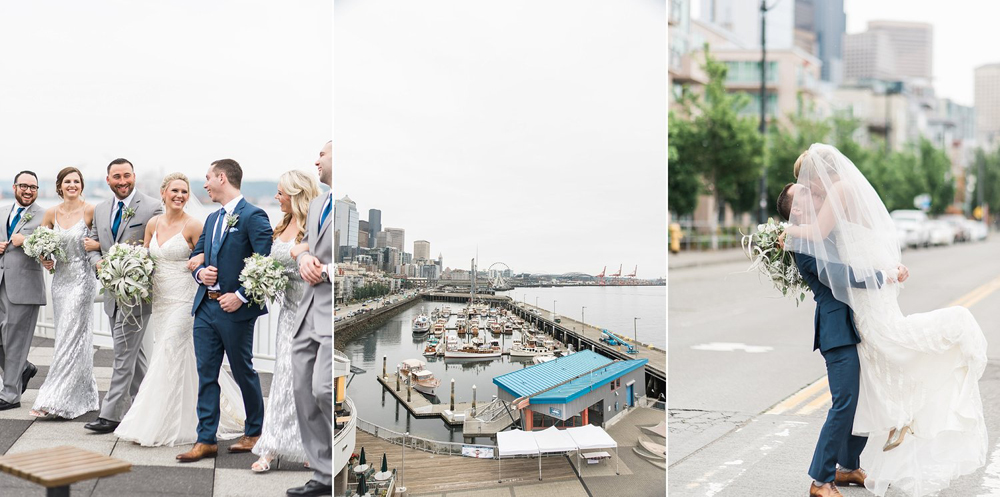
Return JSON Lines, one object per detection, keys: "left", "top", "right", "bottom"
{"left": 596, "top": 266, "right": 606, "bottom": 286}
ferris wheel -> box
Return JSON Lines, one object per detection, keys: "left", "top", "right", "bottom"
{"left": 487, "top": 262, "right": 513, "bottom": 290}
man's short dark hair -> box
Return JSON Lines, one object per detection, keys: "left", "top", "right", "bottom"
{"left": 211, "top": 159, "right": 243, "bottom": 189}
{"left": 14, "top": 170, "right": 37, "bottom": 185}
{"left": 107, "top": 158, "right": 134, "bottom": 174}
{"left": 777, "top": 183, "right": 796, "bottom": 221}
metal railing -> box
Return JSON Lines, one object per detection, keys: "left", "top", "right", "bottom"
{"left": 670, "top": 218, "right": 755, "bottom": 252}
{"left": 33, "top": 273, "right": 280, "bottom": 373}
{"left": 356, "top": 418, "right": 497, "bottom": 458}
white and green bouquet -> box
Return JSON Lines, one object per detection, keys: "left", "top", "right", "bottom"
{"left": 741, "top": 218, "right": 810, "bottom": 305}
{"left": 97, "top": 243, "right": 155, "bottom": 311}
{"left": 23, "top": 227, "right": 66, "bottom": 274}
{"left": 239, "top": 253, "right": 291, "bottom": 306}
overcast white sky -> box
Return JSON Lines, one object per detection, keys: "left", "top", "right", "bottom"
{"left": 334, "top": 0, "right": 667, "bottom": 277}
{"left": 0, "top": 1, "right": 331, "bottom": 195}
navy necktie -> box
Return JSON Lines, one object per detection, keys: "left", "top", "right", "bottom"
{"left": 210, "top": 209, "right": 226, "bottom": 266}
{"left": 111, "top": 201, "right": 125, "bottom": 239}
{"left": 319, "top": 196, "right": 332, "bottom": 231}
{"left": 7, "top": 207, "right": 23, "bottom": 240}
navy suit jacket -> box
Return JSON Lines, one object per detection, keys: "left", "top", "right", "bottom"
{"left": 190, "top": 198, "right": 274, "bottom": 321}
{"left": 793, "top": 251, "right": 883, "bottom": 353}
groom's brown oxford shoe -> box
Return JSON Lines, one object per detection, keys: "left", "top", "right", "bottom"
{"left": 835, "top": 468, "right": 867, "bottom": 486}
{"left": 227, "top": 435, "right": 259, "bottom": 453}
{"left": 809, "top": 482, "right": 843, "bottom": 496}
{"left": 176, "top": 443, "right": 218, "bottom": 462}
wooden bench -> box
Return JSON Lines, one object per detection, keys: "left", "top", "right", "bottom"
{"left": 0, "top": 445, "right": 131, "bottom": 497}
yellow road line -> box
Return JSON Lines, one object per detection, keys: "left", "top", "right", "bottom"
{"left": 768, "top": 274, "right": 1000, "bottom": 417}
{"left": 765, "top": 376, "right": 829, "bottom": 415}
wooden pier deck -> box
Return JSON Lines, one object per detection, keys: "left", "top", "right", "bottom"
{"left": 349, "top": 431, "right": 584, "bottom": 496}
{"left": 376, "top": 373, "right": 476, "bottom": 425}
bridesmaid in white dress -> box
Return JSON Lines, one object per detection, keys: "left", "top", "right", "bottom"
{"left": 30, "top": 167, "right": 100, "bottom": 419}
{"left": 251, "top": 170, "right": 320, "bottom": 472}
{"left": 114, "top": 173, "right": 245, "bottom": 446}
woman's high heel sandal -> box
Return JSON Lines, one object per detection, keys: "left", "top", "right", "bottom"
{"left": 883, "top": 425, "right": 913, "bottom": 452}
{"left": 251, "top": 455, "right": 274, "bottom": 473}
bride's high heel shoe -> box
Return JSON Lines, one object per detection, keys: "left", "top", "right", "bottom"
{"left": 252, "top": 455, "right": 275, "bottom": 473}
{"left": 883, "top": 425, "right": 913, "bottom": 452}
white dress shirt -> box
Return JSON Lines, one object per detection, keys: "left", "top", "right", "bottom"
{"left": 111, "top": 189, "right": 138, "bottom": 225}
{"left": 199, "top": 195, "right": 248, "bottom": 302}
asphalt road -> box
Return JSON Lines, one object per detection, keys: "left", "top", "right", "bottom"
{"left": 668, "top": 236, "right": 1000, "bottom": 496}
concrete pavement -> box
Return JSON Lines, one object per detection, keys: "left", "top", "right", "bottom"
{"left": 669, "top": 236, "right": 1000, "bottom": 495}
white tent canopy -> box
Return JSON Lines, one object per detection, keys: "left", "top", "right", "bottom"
{"left": 496, "top": 425, "right": 620, "bottom": 482}
{"left": 534, "top": 426, "right": 577, "bottom": 453}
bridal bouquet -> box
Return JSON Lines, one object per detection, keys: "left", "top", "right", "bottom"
{"left": 741, "top": 218, "right": 810, "bottom": 305}
{"left": 23, "top": 227, "right": 66, "bottom": 274}
{"left": 98, "top": 243, "right": 155, "bottom": 310}
{"left": 239, "top": 253, "right": 291, "bottom": 306}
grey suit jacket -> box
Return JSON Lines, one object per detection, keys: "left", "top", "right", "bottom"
{"left": 292, "top": 194, "right": 332, "bottom": 338}
{"left": 87, "top": 191, "right": 163, "bottom": 317}
{"left": 0, "top": 202, "right": 46, "bottom": 305}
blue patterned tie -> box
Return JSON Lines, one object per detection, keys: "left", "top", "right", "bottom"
{"left": 319, "top": 196, "right": 332, "bottom": 231}
{"left": 111, "top": 201, "right": 125, "bottom": 239}
{"left": 7, "top": 207, "right": 23, "bottom": 240}
{"left": 210, "top": 209, "right": 226, "bottom": 266}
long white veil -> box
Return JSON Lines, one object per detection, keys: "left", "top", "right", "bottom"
{"left": 786, "top": 144, "right": 902, "bottom": 314}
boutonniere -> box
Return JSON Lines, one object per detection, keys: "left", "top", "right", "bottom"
{"left": 22, "top": 212, "right": 33, "bottom": 223}
{"left": 122, "top": 206, "right": 137, "bottom": 221}
{"left": 225, "top": 213, "right": 239, "bottom": 230}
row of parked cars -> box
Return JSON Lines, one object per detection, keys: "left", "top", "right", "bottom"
{"left": 891, "top": 210, "right": 989, "bottom": 249}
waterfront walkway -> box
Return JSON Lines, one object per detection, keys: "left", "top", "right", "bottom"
{"left": 0, "top": 337, "right": 308, "bottom": 497}
{"left": 516, "top": 303, "right": 666, "bottom": 379}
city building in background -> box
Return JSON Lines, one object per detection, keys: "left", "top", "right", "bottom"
{"left": 976, "top": 63, "right": 1000, "bottom": 152}
{"left": 367, "top": 208, "right": 381, "bottom": 248}
{"left": 413, "top": 240, "right": 430, "bottom": 261}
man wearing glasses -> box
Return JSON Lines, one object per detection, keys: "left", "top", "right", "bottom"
{"left": 0, "top": 171, "right": 45, "bottom": 410}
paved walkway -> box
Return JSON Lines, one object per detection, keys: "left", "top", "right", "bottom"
{"left": 0, "top": 337, "right": 311, "bottom": 496}
{"left": 668, "top": 249, "right": 747, "bottom": 270}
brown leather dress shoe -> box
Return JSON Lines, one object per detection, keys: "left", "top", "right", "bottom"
{"left": 835, "top": 468, "right": 866, "bottom": 486}
{"left": 809, "top": 482, "right": 843, "bottom": 496}
{"left": 227, "top": 435, "right": 259, "bottom": 453}
{"left": 176, "top": 443, "right": 218, "bottom": 462}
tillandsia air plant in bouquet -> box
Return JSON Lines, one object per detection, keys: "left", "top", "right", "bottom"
{"left": 98, "top": 243, "right": 155, "bottom": 321}
{"left": 22, "top": 227, "right": 66, "bottom": 274}
{"left": 238, "top": 253, "right": 291, "bottom": 306}
{"left": 741, "top": 218, "right": 810, "bottom": 305}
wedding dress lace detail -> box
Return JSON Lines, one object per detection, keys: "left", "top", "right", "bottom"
{"left": 32, "top": 218, "right": 100, "bottom": 419}
{"left": 114, "top": 231, "right": 245, "bottom": 446}
{"left": 839, "top": 223, "right": 988, "bottom": 497}
{"left": 252, "top": 238, "right": 307, "bottom": 461}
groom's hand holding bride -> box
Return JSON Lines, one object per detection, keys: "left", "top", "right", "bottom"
{"left": 199, "top": 266, "right": 218, "bottom": 286}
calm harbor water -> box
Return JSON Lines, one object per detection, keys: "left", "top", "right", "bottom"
{"left": 342, "top": 303, "right": 544, "bottom": 443}
{"left": 343, "top": 285, "right": 665, "bottom": 442}
{"left": 499, "top": 285, "right": 666, "bottom": 349}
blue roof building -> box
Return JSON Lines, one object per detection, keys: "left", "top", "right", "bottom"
{"left": 493, "top": 350, "right": 647, "bottom": 430}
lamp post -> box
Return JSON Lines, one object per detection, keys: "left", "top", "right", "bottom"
{"left": 756, "top": 0, "right": 775, "bottom": 224}
{"left": 634, "top": 317, "right": 640, "bottom": 345}
{"left": 553, "top": 300, "right": 557, "bottom": 321}
{"left": 581, "top": 306, "right": 586, "bottom": 326}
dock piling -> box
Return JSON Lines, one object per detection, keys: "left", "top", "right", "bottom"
{"left": 396, "top": 366, "right": 400, "bottom": 391}
{"left": 383, "top": 355, "right": 387, "bottom": 378}
{"left": 450, "top": 379, "right": 455, "bottom": 412}
{"left": 472, "top": 385, "right": 477, "bottom": 416}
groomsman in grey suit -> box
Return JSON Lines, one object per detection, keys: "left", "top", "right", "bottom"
{"left": 287, "top": 141, "right": 333, "bottom": 497}
{"left": 84, "top": 158, "right": 163, "bottom": 433}
{"left": 0, "top": 171, "right": 45, "bottom": 410}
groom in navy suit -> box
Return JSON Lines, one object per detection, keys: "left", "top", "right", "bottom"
{"left": 178, "top": 159, "right": 273, "bottom": 462}
{"left": 777, "top": 183, "right": 908, "bottom": 497}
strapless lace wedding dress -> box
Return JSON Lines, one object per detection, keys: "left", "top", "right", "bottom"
{"left": 840, "top": 223, "right": 988, "bottom": 496}
{"left": 114, "top": 231, "right": 245, "bottom": 446}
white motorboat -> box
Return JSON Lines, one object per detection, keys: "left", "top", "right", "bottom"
{"left": 406, "top": 369, "right": 441, "bottom": 395}
{"left": 412, "top": 314, "right": 431, "bottom": 334}
{"left": 444, "top": 344, "right": 502, "bottom": 359}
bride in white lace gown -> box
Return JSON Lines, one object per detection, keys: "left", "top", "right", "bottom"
{"left": 30, "top": 168, "right": 100, "bottom": 419}
{"left": 787, "top": 144, "right": 987, "bottom": 496}
{"left": 115, "top": 174, "right": 245, "bottom": 446}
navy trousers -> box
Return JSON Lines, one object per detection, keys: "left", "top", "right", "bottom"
{"left": 193, "top": 299, "right": 265, "bottom": 444}
{"left": 808, "top": 344, "right": 867, "bottom": 483}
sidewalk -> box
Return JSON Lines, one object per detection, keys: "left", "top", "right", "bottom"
{"left": 668, "top": 248, "right": 747, "bottom": 270}
{"left": 0, "top": 337, "right": 310, "bottom": 497}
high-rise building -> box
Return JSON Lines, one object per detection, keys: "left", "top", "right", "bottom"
{"left": 844, "top": 21, "right": 932, "bottom": 83}
{"left": 976, "top": 63, "right": 1000, "bottom": 151}
{"left": 334, "top": 196, "right": 359, "bottom": 249}
{"left": 413, "top": 240, "right": 430, "bottom": 261}
{"left": 700, "top": 0, "right": 795, "bottom": 51}
{"left": 367, "top": 209, "right": 381, "bottom": 250}
{"left": 376, "top": 231, "right": 389, "bottom": 249}
{"left": 358, "top": 220, "right": 370, "bottom": 249}
{"left": 385, "top": 227, "right": 405, "bottom": 252}
{"left": 808, "top": 0, "right": 845, "bottom": 83}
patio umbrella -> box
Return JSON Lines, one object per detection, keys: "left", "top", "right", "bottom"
{"left": 374, "top": 453, "right": 392, "bottom": 481}
{"left": 359, "top": 447, "right": 367, "bottom": 466}
{"left": 357, "top": 476, "right": 368, "bottom": 496}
